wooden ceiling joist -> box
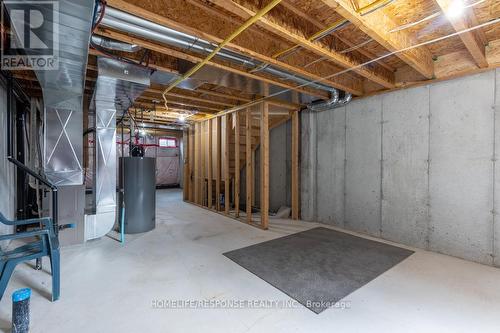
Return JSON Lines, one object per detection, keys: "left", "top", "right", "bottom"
{"left": 208, "top": 0, "right": 395, "bottom": 88}
{"left": 135, "top": 100, "right": 221, "bottom": 113}
{"left": 104, "top": 0, "right": 363, "bottom": 96}
{"left": 434, "top": 0, "right": 488, "bottom": 68}
{"left": 143, "top": 89, "right": 237, "bottom": 108}
{"left": 96, "top": 28, "right": 330, "bottom": 99}
{"left": 320, "top": 0, "right": 435, "bottom": 79}
{"left": 279, "top": 1, "right": 396, "bottom": 73}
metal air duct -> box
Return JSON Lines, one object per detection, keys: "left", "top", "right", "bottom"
{"left": 91, "top": 35, "right": 142, "bottom": 53}
{"left": 84, "top": 57, "right": 150, "bottom": 241}
{"left": 5, "top": 0, "right": 95, "bottom": 186}
{"left": 100, "top": 7, "right": 338, "bottom": 95}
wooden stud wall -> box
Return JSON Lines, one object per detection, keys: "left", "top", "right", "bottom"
{"left": 182, "top": 101, "right": 300, "bottom": 230}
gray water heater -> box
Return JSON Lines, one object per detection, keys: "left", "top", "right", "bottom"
{"left": 120, "top": 157, "right": 156, "bottom": 234}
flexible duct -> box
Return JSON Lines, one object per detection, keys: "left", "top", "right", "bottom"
{"left": 307, "top": 90, "right": 352, "bottom": 112}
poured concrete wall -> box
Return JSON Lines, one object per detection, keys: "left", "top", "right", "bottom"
{"left": 301, "top": 69, "right": 500, "bottom": 266}
{"left": 240, "top": 120, "right": 292, "bottom": 213}
{"left": 0, "top": 81, "right": 16, "bottom": 247}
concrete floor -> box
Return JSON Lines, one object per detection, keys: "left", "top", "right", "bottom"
{"left": 1, "top": 189, "right": 500, "bottom": 332}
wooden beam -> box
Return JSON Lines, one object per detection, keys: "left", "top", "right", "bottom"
{"left": 135, "top": 98, "right": 222, "bottom": 113}
{"left": 224, "top": 115, "right": 231, "bottom": 214}
{"left": 143, "top": 89, "right": 237, "bottom": 108}
{"left": 145, "top": 86, "right": 301, "bottom": 110}
{"left": 207, "top": 0, "right": 394, "bottom": 89}
{"left": 196, "top": 87, "right": 252, "bottom": 103}
{"left": 320, "top": 0, "right": 434, "bottom": 79}
{"left": 201, "top": 121, "right": 206, "bottom": 206}
{"left": 234, "top": 112, "right": 240, "bottom": 217}
{"left": 189, "top": 127, "right": 195, "bottom": 202}
{"left": 279, "top": 1, "right": 395, "bottom": 73}
{"left": 194, "top": 123, "right": 201, "bottom": 204}
{"left": 434, "top": 0, "right": 488, "bottom": 68}
{"left": 216, "top": 117, "right": 222, "bottom": 211}
{"left": 246, "top": 108, "right": 252, "bottom": 223}
{"left": 101, "top": 0, "right": 364, "bottom": 95}
{"left": 260, "top": 102, "right": 269, "bottom": 229}
{"left": 183, "top": 129, "right": 190, "bottom": 201}
{"left": 291, "top": 108, "right": 299, "bottom": 220}
{"left": 208, "top": 119, "right": 213, "bottom": 209}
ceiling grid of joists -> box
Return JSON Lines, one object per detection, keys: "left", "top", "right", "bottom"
{"left": 8, "top": 0, "right": 500, "bottom": 126}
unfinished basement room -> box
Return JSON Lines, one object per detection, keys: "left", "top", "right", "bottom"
{"left": 1, "top": 0, "right": 500, "bottom": 331}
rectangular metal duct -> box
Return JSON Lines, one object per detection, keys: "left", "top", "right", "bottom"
{"left": 85, "top": 57, "right": 150, "bottom": 241}
{"left": 5, "top": 0, "right": 95, "bottom": 186}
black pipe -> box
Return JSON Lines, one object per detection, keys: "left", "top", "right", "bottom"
{"left": 5, "top": 73, "right": 59, "bottom": 235}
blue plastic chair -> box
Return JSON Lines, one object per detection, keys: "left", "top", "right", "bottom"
{"left": 0, "top": 213, "right": 60, "bottom": 302}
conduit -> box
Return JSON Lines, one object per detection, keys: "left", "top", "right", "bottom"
{"left": 356, "top": 0, "right": 396, "bottom": 16}
{"left": 160, "top": 0, "right": 284, "bottom": 103}
{"left": 269, "top": 18, "right": 350, "bottom": 61}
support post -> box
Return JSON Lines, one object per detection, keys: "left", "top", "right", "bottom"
{"left": 188, "top": 127, "right": 195, "bottom": 202}
{"left": 200, "top": 122, "right": 206, "bottom": 206}
{"left": 183, "top": 129, "right": 189, "bottom": 201}
{"left": 224, "top": 115, "right": 231, "bottom": 214}
{"left": 291, "top": 110, "right": 300, "bottom": 220}
{"left": 246, "top": 108, "right": 252, "bottom": 223}
{"left": 260, "top": 102, "right": 269, "bottom": 229}
{"left": 216, "top": 117, "right": 221, "bottom": 211}
{"left": 194, "top": 122, "right": 200, "bottom": 204}
{"left": 234, "top": 112, "right": 240, "bottom": 217}
{"left": 208, "top": 119, "right": 213, "bottom": 209}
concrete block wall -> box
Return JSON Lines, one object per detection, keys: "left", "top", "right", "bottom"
{"left": 301, "top": 69, "right": 500, "bottom": 266}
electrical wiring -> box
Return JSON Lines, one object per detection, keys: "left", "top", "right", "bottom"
{"left": 203, "top": 16, "right": 500, "bottom": 120}
{"left": 357, "top": 0, "right": 396, "bottom": 16}
{"left": 92, "top": 0, "right": 106, "bottom": 33}
{"left": 389, "top": 0, "right": 487, "bottom": 33}
{"left": 339, "top": 38, "right": 374, "bottom": 54}
{"left": 388, "top": 12, "right": 441, "bottom": 33}
{"left": 161, "top": 0, "right": 285, "bottom": 104}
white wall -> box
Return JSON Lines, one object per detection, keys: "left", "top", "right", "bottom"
{"left": 301, "top": 69, "right": 500, "bottom": 266}
{"left": 0, "top": 80, "right": 16, "bottom": 247}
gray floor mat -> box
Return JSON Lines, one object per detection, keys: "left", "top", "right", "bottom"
{"left": 223, "top": 227, "right": 414, "bottom": 313}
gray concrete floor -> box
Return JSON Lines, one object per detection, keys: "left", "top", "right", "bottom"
{"left": 1, "top": 188, "right": 500, "bottom": 332}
